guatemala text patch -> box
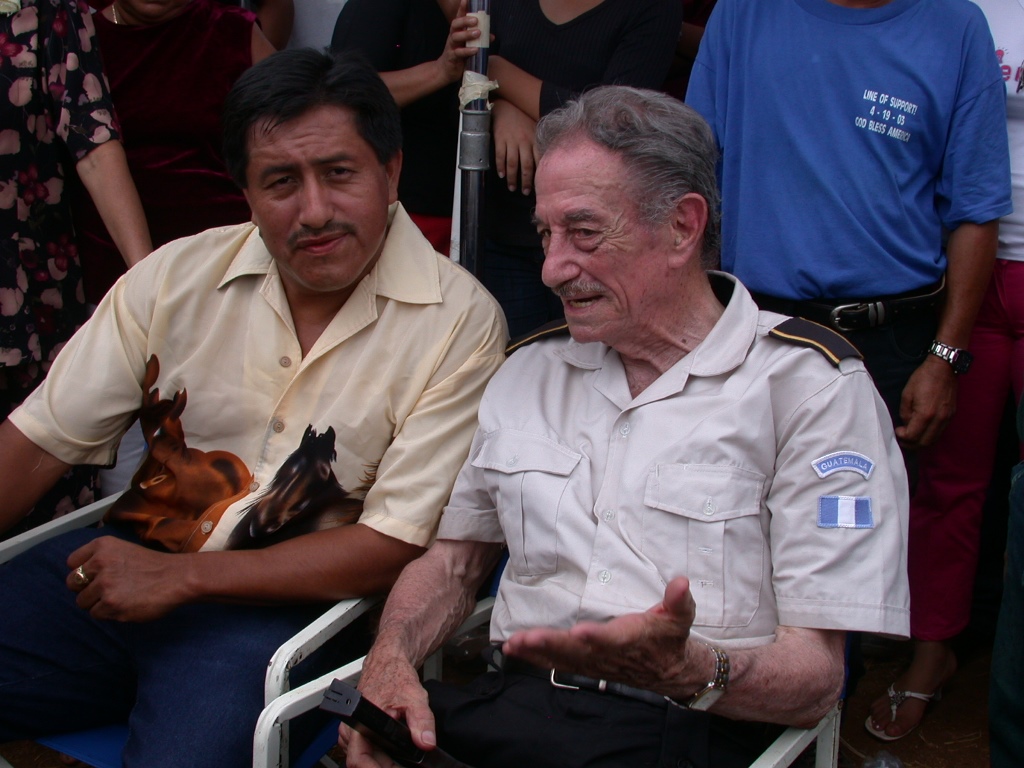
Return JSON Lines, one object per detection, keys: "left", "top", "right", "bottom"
{"left": 818, "top": 495, "right": 874, "bottom": 529}
{"left": 812, "top": 451, "right": 875, "bottom": 479}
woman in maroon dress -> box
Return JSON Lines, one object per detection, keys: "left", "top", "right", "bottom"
{"left": 73, "top": 0, "right": 274, "bottom": 304}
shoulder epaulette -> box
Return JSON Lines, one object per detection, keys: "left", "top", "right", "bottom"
{"left": 505, "top": 319, "right": 570, "bottom": 356}
{"left": 768, "top": 317, "right": 862, "bottom": 367}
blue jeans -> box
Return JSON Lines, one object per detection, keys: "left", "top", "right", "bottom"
{"left": 0, "top": 526, "right": 355, "bottom": 768}
{"left": 989, "top": 461, "right": 1024, "bottom": 767}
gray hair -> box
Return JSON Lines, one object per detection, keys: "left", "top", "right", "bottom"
{"left": 535, "top": 86, "right": 721, "bottom": 268}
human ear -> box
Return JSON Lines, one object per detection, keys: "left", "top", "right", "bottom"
{"left": 667, "top": 193, "right": 708, "bottom": 266}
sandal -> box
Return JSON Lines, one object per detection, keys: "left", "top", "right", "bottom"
{"left": 863, "top": 683, "right": 941, "bottom": 742}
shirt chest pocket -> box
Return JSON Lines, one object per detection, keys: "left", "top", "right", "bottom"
{"left": 472, "top": 430, "right": 581, "bottom": 576}
{"left": 643, "top": 464, "right": 766, "bottom": 628}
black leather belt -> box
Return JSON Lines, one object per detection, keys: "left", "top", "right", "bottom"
{"left": 499, "top": 657, "right": 668, "bottom": 708}
{"left": 752, "top": 277, "right": 944, "bottom": 332}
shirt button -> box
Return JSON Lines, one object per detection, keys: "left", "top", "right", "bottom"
{"left": 619, "top": 423, "right": 631, "bottom": 437}
{"left": 272, "top": 420, "right": 285, "bottom": 433}
{"left": 703, "top": 497, "right": 715, "bottom": 516}
{"left": 279, "top": 356, "right": 292, "bottom": 368}
{"left": 506, "top": 454, "right": 519, "bottom": 467}
{"left": 248, "top": 480, "right": 260, "bottom": 493}
{"left": 200, "top": 521, "right": 213, "bottom": 534}
{"left": 598, "top": 570, "right": 611, "bottom": 584}
{"left": 603, "top": 509, "right": 615, "bottom": 522}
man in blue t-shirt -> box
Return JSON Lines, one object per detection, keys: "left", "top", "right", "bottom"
{"left": 686, "top": 0, "right": 1012, "bottom": 745}
{"left": 686, "top": 0, "right": 1011, "bottom": 453}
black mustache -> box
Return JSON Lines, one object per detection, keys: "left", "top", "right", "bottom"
{"left": 288, "top": 223, "right": 356, "bottom": 249}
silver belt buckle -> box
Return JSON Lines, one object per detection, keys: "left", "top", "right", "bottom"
{"left": 550, "top": 669, "right": 607, "bottom": 692}
{"left": 829, "top": 300, "right": 886, "bottom": 331}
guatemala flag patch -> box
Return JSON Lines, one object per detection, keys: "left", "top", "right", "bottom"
{"left": 818, "top": 495, "right": 874, "bottom": 529}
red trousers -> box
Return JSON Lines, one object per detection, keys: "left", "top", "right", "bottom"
{"left": 910, "top": 259, "right": 1024, "bottom": 640}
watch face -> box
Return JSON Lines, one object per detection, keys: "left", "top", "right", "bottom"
{"left": 953, "top": 349, "right": 973, "bottom": 374}
{"left": 687, "top": 686, "right": 725, "bottom": 711}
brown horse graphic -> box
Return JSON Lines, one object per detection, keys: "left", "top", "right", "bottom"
{"left": 106, "top": 356, "right": 253, "bottom": 552}
{"left": 225, "top": 425, "right": 363, "bottom": 550}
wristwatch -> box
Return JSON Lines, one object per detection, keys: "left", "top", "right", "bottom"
{"left": 928, "top": 340, "right": 973, "bottom": 375}
{"left": 683, "top": 645, "right": 730, "bottom": 711}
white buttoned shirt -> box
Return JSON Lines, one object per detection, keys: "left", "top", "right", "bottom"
{"left": 438, "top": 273, "right": 910, "bottom": 649}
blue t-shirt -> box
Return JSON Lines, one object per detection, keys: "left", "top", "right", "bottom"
{"left": 687, "top": 0, "right": 1012, "bottom": 300}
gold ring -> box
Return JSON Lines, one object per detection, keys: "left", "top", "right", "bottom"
{"left": 71, "top": 565, "right": 91, "bottom": 587}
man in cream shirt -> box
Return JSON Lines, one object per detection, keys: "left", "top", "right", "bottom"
{"left": 0, "top": 50, "right": 506, "bottom": 768}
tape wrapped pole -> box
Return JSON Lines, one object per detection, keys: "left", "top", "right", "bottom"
{"left": 457, "top": 0, "right": 492, "bottom": 276}
{"left": 459, "top": 71, "right": 498, "bottom": 108}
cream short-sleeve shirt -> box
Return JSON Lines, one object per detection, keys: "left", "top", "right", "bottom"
{"left": 440, "top": 273, "right": 909, "bottom": 649}
{"left": 13, "top": 204, "right": 508, "bottom": 551}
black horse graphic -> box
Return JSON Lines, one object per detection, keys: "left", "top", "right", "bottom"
{"left": 226, "top": 425, "right": 364, "bottom": 549}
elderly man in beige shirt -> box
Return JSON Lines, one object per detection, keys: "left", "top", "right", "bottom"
{"left": 341, "top": 85, "right": 910, "bottom": 768}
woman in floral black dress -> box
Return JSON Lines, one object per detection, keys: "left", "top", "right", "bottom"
{"left": 0, "top": 0, "right": 150, "bottom": 535}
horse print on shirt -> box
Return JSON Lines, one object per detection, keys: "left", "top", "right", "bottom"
{"left": 104, "top": 355, "right": 364, "bottom": 552}
{"left": 225, "top": 425, "right": 363, "bottom": 550}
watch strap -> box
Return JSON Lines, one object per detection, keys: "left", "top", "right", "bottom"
{"left": 673, "top": 644, "right": 730, "bottom": 711}
{"left": 928, "top": 340, "right": 973, "bottom": 374}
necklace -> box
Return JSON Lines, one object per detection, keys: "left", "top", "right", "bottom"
{"left": 111, "top": 3, "right": 123, "bottom": 24}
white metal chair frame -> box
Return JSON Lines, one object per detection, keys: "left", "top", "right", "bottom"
{"left": 253, "top": 597, "right": 841, "bottom": 768}
{"left": 0, "top": 494, "right": 380, "bottom": 768}
{"left": 0, "top": 499, "right": 840, "bottom": 768}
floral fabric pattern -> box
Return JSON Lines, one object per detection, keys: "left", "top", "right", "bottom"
{"left": 0, "top": 0, "right": 118, "bottom": 373}
{"left": 0, "top": 0, "right": 116, "bottom": 534}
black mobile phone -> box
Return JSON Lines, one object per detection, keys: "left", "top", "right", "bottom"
{"left": 319, "top": 679, "right": 474, "bottom": 768}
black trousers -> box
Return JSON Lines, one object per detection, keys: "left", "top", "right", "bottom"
{"left": 424, "top": 671, "right": 782, "bottom": 768}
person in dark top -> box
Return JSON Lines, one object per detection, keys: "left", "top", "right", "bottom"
{"left": 480, "top": 0, "right": 682, "bottom": 336}
{"left": 331, "top": 0, "right": 481, "bottom": 254}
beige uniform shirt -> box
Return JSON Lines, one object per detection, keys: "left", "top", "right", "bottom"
{"left": 13, "top": 205, "right": 507, "bottom": 551}
{"left": 439, "top": 274, "right": 909, "bottom": 649}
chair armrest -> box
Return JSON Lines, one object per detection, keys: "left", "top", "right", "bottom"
{"left": 0, "top": 492, "right": 121, "bottom": 565}
{"left": 256, "top": 597, "right": 494, "bottom": 768}
{"left": 456, "top": 597, "right": 494, "bottom": 634}
{"left": 254, "top": 657, "right": 366, "bottom": 768}
{"left": 264, "top": 596, "right": 383, "bottom": 705}
{"left": 747, "top": 703, "right": 841, "bottom": 768}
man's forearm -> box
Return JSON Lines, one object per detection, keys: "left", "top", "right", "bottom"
{"left": 369, "top": 539, "right": 503, "bottom": 668}
{"left": 503, "top": 577, "right": 846, "bottom": 730}
{"left": 179, "top": 523, "right": 428, "bottom": 604}
{"left": 0, "top": 420, "right": 71, "bottom": 534}
{"left": 690, "top": 627, "right": 846, "bottom": 728}
{"left": 68, "top": 522, "right": 434, "bottom": 623}
{"left": 936, "top": 220, "right": 999, "bottom": 349}
{"left": 893, "top": 220, "right": 998, "bottom": 447}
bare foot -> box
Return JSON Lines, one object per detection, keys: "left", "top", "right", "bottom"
{"left": 865, "top": 640, "right": 956, "bottom": 740}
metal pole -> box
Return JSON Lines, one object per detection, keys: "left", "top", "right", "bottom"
{"left": 457, "top": 0, "right": 492, "bottom": 277}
